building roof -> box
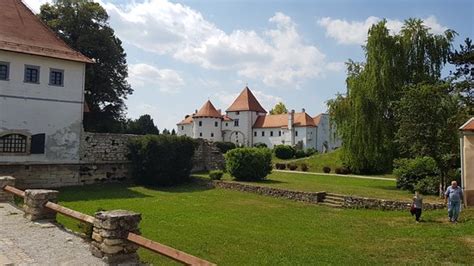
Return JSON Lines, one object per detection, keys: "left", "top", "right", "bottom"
{"left": 226, "top": 87, "right": 266, "bottom": 113}
{"left": 177, "top": 115, "right": 193, "bottom": 125}
{"left": 194, "top": 100, "right": 222, "bottom": 118}
{"left": 253, "top": 112, "right": 316, "bottom": 128}
{"left": 460, "top": 117, "right": 474, "bottom": 132}
{"left": 0, "top": 0, "right": 92, "bottom": 63}
{"left": 222, "top": 115, "right": 233, "bottom": 121}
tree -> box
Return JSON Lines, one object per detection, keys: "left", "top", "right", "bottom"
{"left": 328, "top": 19, "right": 455, "bottom": 174}
{"left": 269, "top": 102, "right": 288, "bottom": 115}
{"left": 449, "top": 38, "right": 474, "bottom": 116}
{"left": 125, "top": 115, "right": 159, "bottom": 135}
{"left": 395, "top": 83, "right": 460, "bottom": 194}
{"left": 39, "top": 0, "right": 132, "bottom": 132}
{"left": 162, "top": 129, "right": 170, "bottom": 135}
{"left": 171, "top": 129, "right": 177, "bottom": 135}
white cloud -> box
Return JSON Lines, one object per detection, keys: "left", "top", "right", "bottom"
{"left": 317, "top": 15, "right": 448, "bottom": 45}
{"left": 214, "top": 90, "right": 282, "bottom": 112}
{"left": 103, "top": 1, "right": 335, "bottom": 86}
{"left": 326, "top": 62, "right": 346, "bottom": 72}
{"left": 128, "top": 63, "right": 184, "bottom": 93}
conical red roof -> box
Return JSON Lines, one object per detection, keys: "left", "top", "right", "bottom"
{"left": 0, "top": 0, "right": 92, "bottom": 63}
{"left": 194, "top": 100, "right": 221, "bottom": 118}
{"left": 226, "top": 87, "right": 266, "bottom": 113}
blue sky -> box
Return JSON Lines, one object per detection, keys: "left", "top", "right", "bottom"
{"left": 26, "top": 0, "right": 473, "bottom": 130}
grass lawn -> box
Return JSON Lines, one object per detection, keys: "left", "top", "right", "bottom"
{"left": 56, "top": 183, "right": 473, "bottom": 265}
{"left": 197, "top": 171, "right": 442, "bottom": 203}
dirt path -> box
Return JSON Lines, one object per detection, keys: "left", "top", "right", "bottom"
{"left": 274, "top": 169, "right": 397, "bottom": 181}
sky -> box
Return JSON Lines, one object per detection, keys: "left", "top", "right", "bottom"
{"left": 25, "top": 0, "right": 473, "bottom": 130}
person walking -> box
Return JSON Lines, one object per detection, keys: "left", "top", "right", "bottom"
{"left": 445, "top": 181, "right": 464, "bottom": 223}
{"left": 411, "top": 191, "right": 423, "bottom": 222}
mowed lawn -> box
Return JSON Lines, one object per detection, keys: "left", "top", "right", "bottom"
{"left": 196, "top": 171, "right": 441, "bottom": 203}
{"left": 57, "top": 183, "right": 473, "bottom": 265}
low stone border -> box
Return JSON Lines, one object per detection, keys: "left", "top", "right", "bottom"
{"left": 203, "top": 179, "right": 445, "bottom": 211}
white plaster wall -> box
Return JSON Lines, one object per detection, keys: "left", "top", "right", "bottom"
{"left": 177, "top": 123, "right": 193, "bottom": 137}
{"left": 226, "top": 111, "right": 255, "bottom": 146}
{"left": 0, "top": 51, "right": 85, "bottom": 163}
{"left": 192, "top": 117, "right": 222, "bottom": 142}
{"left": 252, "top": 128, "right": 285, "bottom": 148}
{"left": 316, "top": 114, "right": 342, "bottom": 152}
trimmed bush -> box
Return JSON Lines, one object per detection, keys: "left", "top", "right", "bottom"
{"left": 254, "top": 142, "right": 268, "bottom": 148}
{"left": 274, "top": 145, "right": 295, "bottom": 159}
{"left": 288, "top": 164, "right": 298, "bottom": 171}
{"left": 275, "top": 163, "right": 286, "bottom": 170}
{"left": 335, "top": 167, "right": 351, "bottom": 175}
{"left": 209, "top": 170, "right": 224, "bottom": 180}
{"left": 215, "top": 141, "right": 237, "bottom": 154}
{"left": 393, "top": 157, "right": 439, "bottom": 192}
{"left": 128, "top": 135, "right": 196, "bottom": 186}
{"left": 225, "top": 147, "right": 272, "bottom": 181}
{"left": 300, "top": 163, "right": 309, "bottom": 172}
{"left": 322, "top": 166, "right": 331, "bottom": 173}
{"left": 414, "top": 175, "right": 439, "bottom": 195}
{"left": 305, "top": 148, "right": 317, "bottom": 157}
{"left": 295, "top": 150, "right": 306, "bottom": 159}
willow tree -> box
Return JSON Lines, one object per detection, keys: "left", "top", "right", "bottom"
{"left": 328, "top": 19, "right": 455, "bottom": 174}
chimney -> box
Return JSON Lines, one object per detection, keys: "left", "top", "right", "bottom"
{"left": 195, "top": 109, "right": 198, "bottom": 114}
{"left": 288, "top": 110, "right": 295, "bottom": 146}
{"left": 302, "top": 108, "right": 305, "bottom": 113}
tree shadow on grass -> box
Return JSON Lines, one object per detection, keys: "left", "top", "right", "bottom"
{"left": 239, "top": 179, "right": 287, "bottom": 185}
{"left": 58, "top": 183, "right": 153, "bottom": 202}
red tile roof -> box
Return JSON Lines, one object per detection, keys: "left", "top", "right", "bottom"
{"left": 222, "top": 115, "right": 233, "bottom": 121}
{"left": 194, "top": 100, "right": 221, "bottom": 118}
{"left": 460, "top": 117, "right": 474, "bottom": 132}
{"left": 226, "top": 87, "right": 266, "bottom": 113}
{"left": 177, "top": 115, "right": 193, "bottom": 125}
{"left": 253, "top": 112, "right": 316, "bottom": 128}
{"left": 0, "top": 0, "right": 92, "bottom": 63}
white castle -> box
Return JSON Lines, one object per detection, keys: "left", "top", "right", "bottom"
{"left": 177, "top": 87, "right": 341, "bottom": 152}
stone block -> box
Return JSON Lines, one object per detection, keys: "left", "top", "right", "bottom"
{"left": 0, "top": 176, "right": 15, "bottom": 202}
{"left": 23, "top": 189, "right": 59, "bottom": 221}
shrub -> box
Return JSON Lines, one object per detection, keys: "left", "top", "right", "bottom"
{"left": 128, "top": 135, "right": 196, "bottom": 186}
{"left": 274, "top": 145, "right": 295, "bottom": 159}
{"left": 414, "top": 175, "right": 439, "bottom": 195}
{"left": 275, "top": 163, "right": 286, "bottom": 170}
{"left": 288, "top": 164, "right": 298, "bottom": 171}
{"left": 225, "top": 147, "right": 272, "bottom": 181}
{"left": 393, "top": 157, "right": 439, "bottom": 192}
{"left": 215, "top": 141, "right": 237, "bottom": 154}
{"left": 254, "top": 142, "right": 268, "bottom": 148}
{"left": 305, "top": 148, "right": 317, "bottom": 157}
{"left": 300, "top": 163, "right": 309, "bottom": 172}
{"left": 322, "top": 166, "right": 331, "bottom": 173}
{"left": 335, "top": 167, "right": 351, "bottom": 175}
{"left": 295, "top": 150, "right": 306, "bottom": 159}
{"left": 209, "top": 170, "right": 224, "bottom": 180}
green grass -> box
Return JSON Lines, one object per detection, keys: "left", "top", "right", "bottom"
{"left": 56, "top": 183, "right": 473, "bottom": 265}
{"left": 197, "top": 171, "right": 441, "bottom": 203}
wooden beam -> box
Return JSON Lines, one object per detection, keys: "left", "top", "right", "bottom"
{"left": 44, "top": 201, "right": 96, "bottom": 224}
{"left": 2, "top": 185, "right": 25, "bottom": 198}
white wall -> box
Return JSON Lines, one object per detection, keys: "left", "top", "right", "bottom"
{"left": 0, "top": 50, "right": 86, "bottom": 163}
{"left": 225, "top": 111, "right": 262, "bottom": 146}
{"left": 316, "top": 114, "right": 342, "bottom": 152}
{"left": 177, "top": 123, "right": 193, "bottom": 137}
{"left": 192, "top": 117, "right": 222, "bottom": 142}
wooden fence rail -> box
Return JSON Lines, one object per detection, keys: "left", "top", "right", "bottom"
{"left": 2, "top": 185, "right": 215, "bottom": 266}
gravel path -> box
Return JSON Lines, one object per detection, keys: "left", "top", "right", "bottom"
{"left": 274, "top": 169, "right": 396, "bottom": 181}
{"left": 0, "top": 203, "right": 105, "bottom": 265}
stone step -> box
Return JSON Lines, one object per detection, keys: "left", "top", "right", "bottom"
{"left": 319, "top": 202, "right": 343, "bottom": 208}
{"left": 323, "top": 199, "right": 344, "bottom": 205}
{"left": 325, "top": 193, "right": 346, "bottom": 199}
{"left": 324, "top": 195, "right": 345, "bottom": 202}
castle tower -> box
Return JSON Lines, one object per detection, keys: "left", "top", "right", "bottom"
{"left": 192, "top": 100, "right": 222, "bottom": 141}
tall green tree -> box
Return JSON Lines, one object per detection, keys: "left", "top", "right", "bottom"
{"left": 449, "top": 38, "right": 474, "bottom": 116}
{"left": 269, "top": 102, "right": 288, "bottom": 115}
{"left": 125, "top": 115, "right": 159, "bottom": 135}
{"left": 39, "top": 0, "right": 132, "bottom": 132}
{"left": 328, "top": 19, "right": 455, "bottom": 174}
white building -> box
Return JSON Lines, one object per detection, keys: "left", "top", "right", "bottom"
{"left": 177, "top": 87, "right": 341, "bottom": 152}
{"left": 0, "top": 0, "right": 92, "bottom": 163}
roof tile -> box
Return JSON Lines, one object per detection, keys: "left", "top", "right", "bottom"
{"left": 226, "top": 87, "right": 266, "bottom": 113}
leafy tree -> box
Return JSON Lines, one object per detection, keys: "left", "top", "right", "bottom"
{"left": 395, "top": 83, "right": 460, "bottom": 193}
{"left": 328, "top": 19, "right": 455, "bottom": 174}
{"left": 39, "top": 0, "right": 132, "bottom": 132}
{"left": 171, "top": 129, "right": 177, "bottom": 135}
{"left": 269, "top": 102, "right": 288, "bottom": 115}
{"left": 125, "top": 115, "right": 159, "bottom": 135}
{"left": 449, "top": 38, "right": 474, "bottom": 116}
{"left": 162, "top": 129, "right": 170, "bottom": 135}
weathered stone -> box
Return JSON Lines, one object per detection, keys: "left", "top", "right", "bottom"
{"left": 103, "top": 238, "right": 124, "bottom": 246}
{"left": 0, "top": 176, "right": 15, "bottom": 203}
{"left": 23, "top": 189, "right": 59, "bottom": 221}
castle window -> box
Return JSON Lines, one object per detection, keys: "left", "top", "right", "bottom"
{"left": 199, "top": 121, "right": 202, "bottom": 126}
{"left": 0, "top": 62, "right": 10, "bottom": 80}
{"left": 295, "top": 130, "right": 298, "bottom": 137}
{"left": 225, "top": 123, "right": 228, "bottom": 127}
{"left": 215, "top": 121, "right": 218, "bottom": 127}
{"left": 0, "top": 134, "right": 28, "bottom": 153}
{"left": 270, "top": 131, "right": 273, "bottom": 137}
{"left": 24, "top": 65, "right": 40, "bottom": 83}
{"left": 261, "top": 131, "right": 265, "bottom": 137}
{"left": 49, "top": 68, "right": 64, "bottom": 86}
{"left": 236, "top": 111, "right": 240, "bottom": 115}
{"left": 181, "top": 126, "right": 184, "bottom": 130}
{"left": 234, "top": 119, "right": 239, "bottom": 127}
{"left": 199, "top": 132, "right": 202, "bottom": 137}
{"left": 279, "top": 131, "right": 282, "bottom": 136}
{"left": 211, "top": 133, "right": 214, "bottom": 137}
{"left": 254, "top": 132, "right": 257, "bottom": 137}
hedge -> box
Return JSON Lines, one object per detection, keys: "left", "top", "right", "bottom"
{"left": 225, "top": 147, "right": 272, "bottom": 181}
{"left": 274, "top": 145, "right": 295, "bottom": 159}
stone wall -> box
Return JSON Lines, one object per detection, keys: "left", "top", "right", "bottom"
{"left": 342, "top": 196, "right": 445, "bottom": 211}
{"left": 80, "top": 132, "right": 137, "bottom": 162}
{"left": 191, "top": 139, "right": 225, "bottom": 172}
{"left": 0, "top": 162, "right": 130, "bottom": 189}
